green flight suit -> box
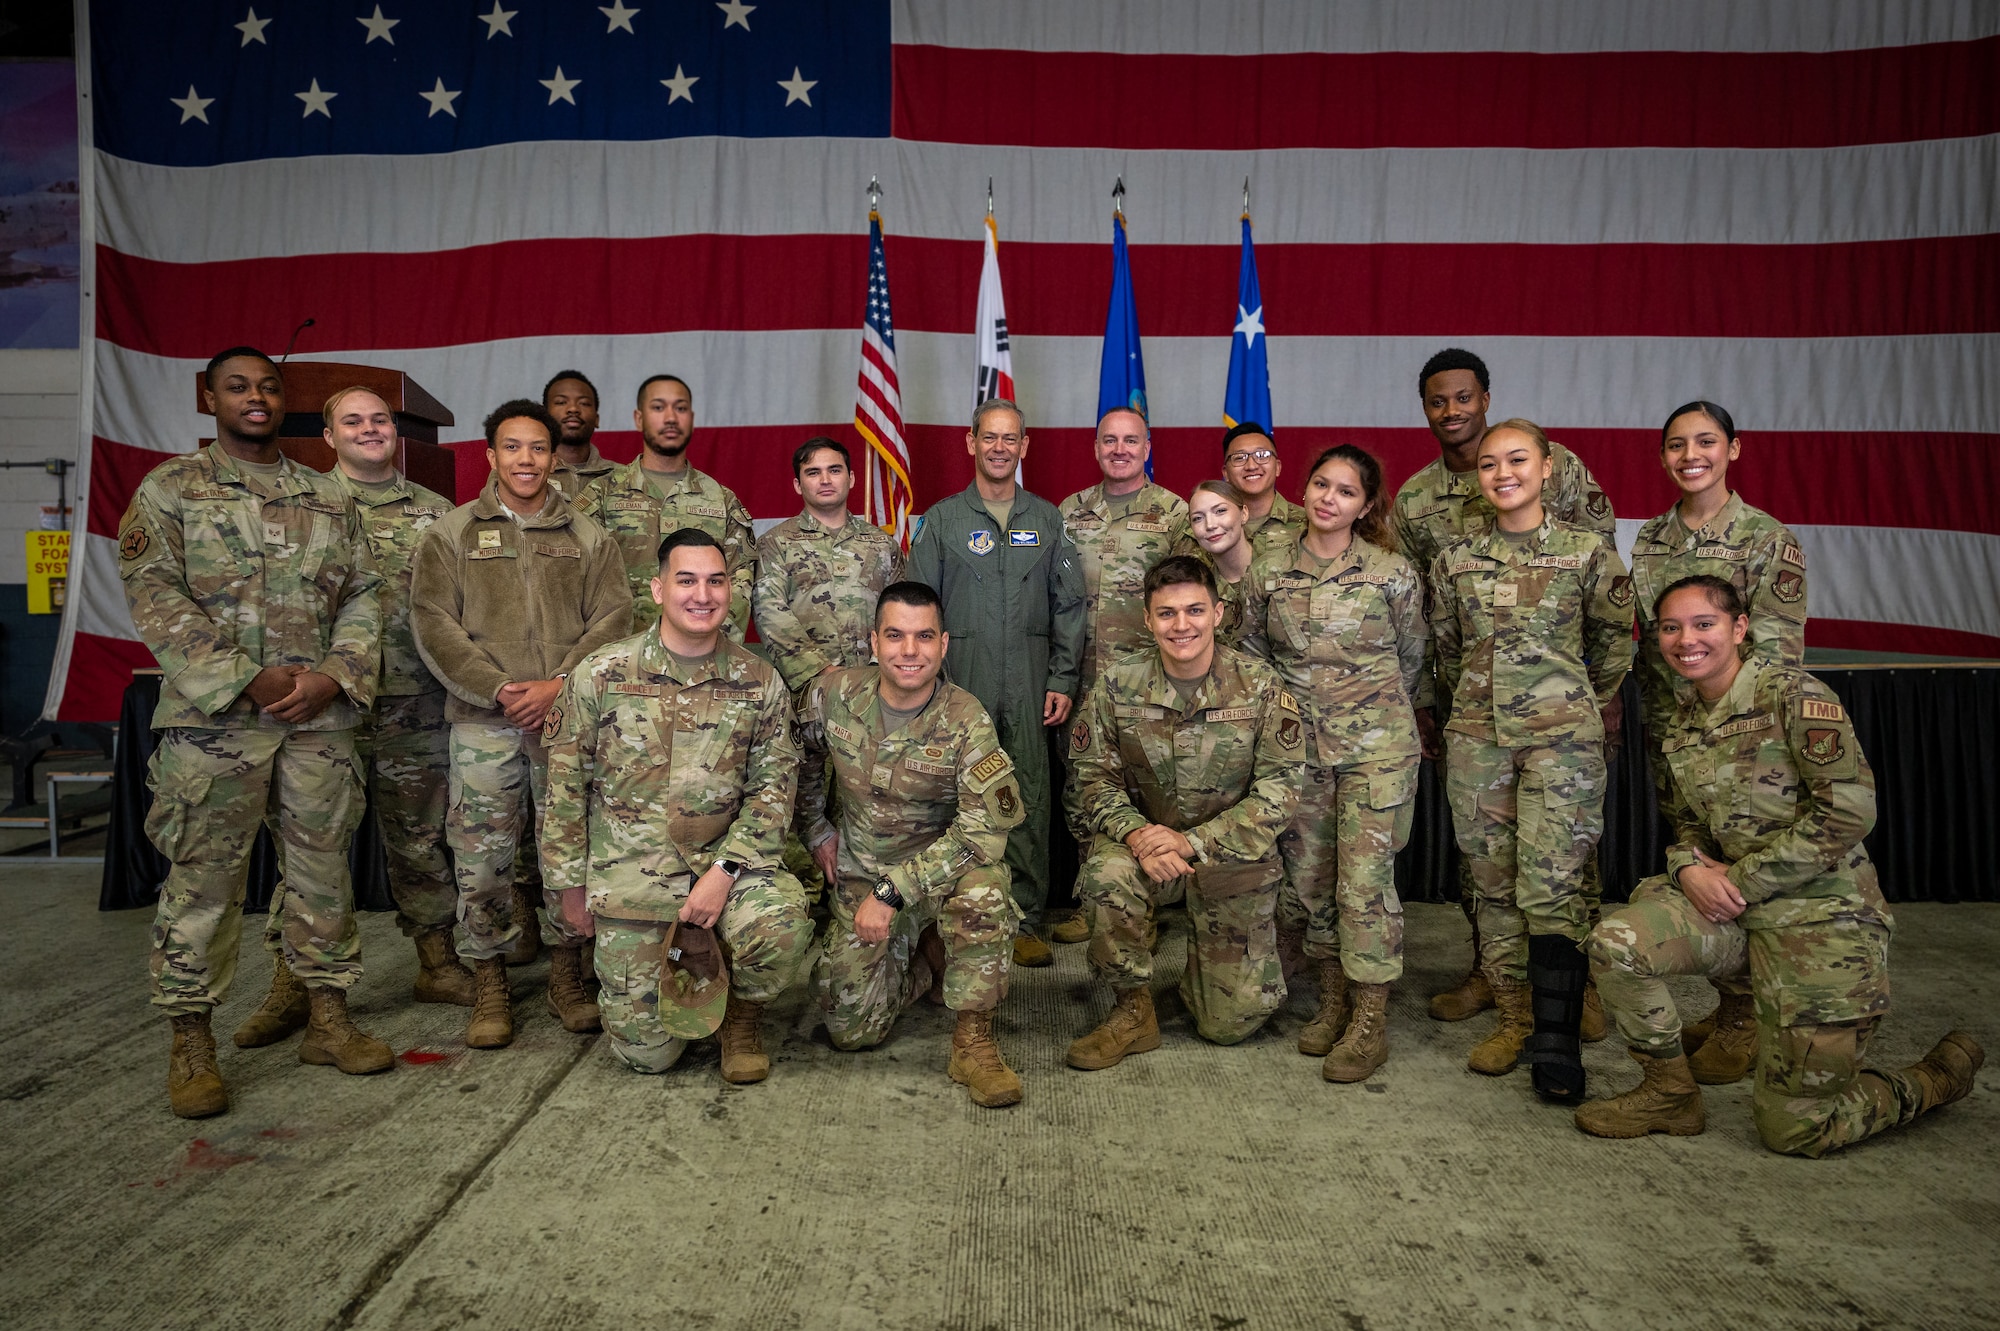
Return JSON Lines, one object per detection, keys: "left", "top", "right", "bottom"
{"left": 905, "top": 482, "right": 1087, "bottom": 928}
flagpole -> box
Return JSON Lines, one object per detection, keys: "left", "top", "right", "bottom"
{"left": 864, "top": 176, "right": 883, "bottom": 528}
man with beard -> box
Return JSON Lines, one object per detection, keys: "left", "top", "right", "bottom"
{"left": 544, "top": 370, "right": 617, "bottom": 496}
{"left": 118, "top": 347, "right": 388, "bottom": 1116}
{"left": 579, "top": 374, "right": 756, "bottom": 637}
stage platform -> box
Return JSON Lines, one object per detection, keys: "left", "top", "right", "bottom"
{"left": 6, "top": 862, "right": 1994, "bottom": 1331}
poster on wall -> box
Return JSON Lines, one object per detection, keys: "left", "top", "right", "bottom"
{"left": 0, "top": 60, "right": 79, "bottom": 350}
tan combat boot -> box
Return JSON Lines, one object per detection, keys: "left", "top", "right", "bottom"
{"left": 504, "top": 886, "right": 542, "bottom": 965}
{"left": 1685, "top": 991, "right": 1758, "bottom": 1085}
{"left": 1574, "top": 1049, "right": 1706, "bottom": 1138}
{"left": 167, "top": 1012, "right": 228, "bottom": 1119}
{"left": 1051, "top": 909, "right": 1091, "bottom": 945}
{"left": 1066, "top": 987, "right": 1161, "bottom": 1070}
{"left": 465, "top": 957, "right": 514, "bottom": 1049}
{"left": 1296, "top": 958, "right": 1349, "bottom": 1057}
{"left": 718, "top": 995, "right": 770, "bottom": 1084}
{"left": 949, "top": 1009, "right": 1024, "bottom": 1107}
{"left": 1467, "top": 975, "right": 1534, "bottom": 1075}
{"left": 1429, "top": 963, "right": 1494, "bottom": 1022}
{"left": 1012, "top": 932, "right": 1053, "bottom": 968}
{"left": 1324, "top": 982, "right": 1390, "bottom": 1083}
{"left": 1898, "top": 1030, "right": 1986, "bottom": 1117}
{"left": 233, "top": 961, "right": 310, "bottom": 1048}
{"left": 544, "top": 943, "right": 602, "bottom": 1033}
{"left": 412, "top": 928, "right": 475, "bottom": 1006}
{"left": 1580, "top": 979, "right": 1608, "bottom": 1043}
{"left": 299, "top": 986, "right": 395, "bottom": 1074}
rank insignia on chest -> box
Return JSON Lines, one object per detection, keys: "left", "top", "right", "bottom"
{"left": 1803, "top": 728, "right": 1844, "bottom": 764}
{"left": 1492, "top": 583, "right": 1518, "bottom": 608}
{"left": 968, "top": 530, "right": 996, "bottom": 555}
{"left": 479, "top": 529, "right": 502, "bottom": 550}
{"left": 1009, "top": 530, "right": 1040, "bottom": 546}
{"left": 1774, "top": 569, "right": 1804, "bottom": 603}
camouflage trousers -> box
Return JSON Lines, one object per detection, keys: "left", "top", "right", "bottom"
{"left": 1276, "top": 758, "right": 1416, "bottom": 984}
{"left": 812, "top": 864, "right": 1020, "bottom": 1050}
{"left": 1081, "top": 840, "right": 1284, "bottom": 1045}
{"left": 1445, "top": 736, "right": 1605, "bottom": 981}
{"left": 146, "top": 726, "right": 366, "bottom": 1015}
{"left": 592, "top": 871, "right": 813, "bottom": 1073}
{"left": 447, "top": 722, "right": 584, "bottom": 961}
{"left": 258, "top": 691, "right": 456, "bottom": 958}
{"left": 1590, "top": 877, "right": 1918, "bottom": 1157}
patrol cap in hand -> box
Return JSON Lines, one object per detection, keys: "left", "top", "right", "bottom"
{"left": 659, "top": 919, "right": 729, "bottom": 1039}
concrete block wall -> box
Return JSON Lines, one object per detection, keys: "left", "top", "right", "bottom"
{"left": 0, "top": 348, "right": 80, "bottom": 581}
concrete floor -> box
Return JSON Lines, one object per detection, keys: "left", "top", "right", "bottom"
{"left": 2, "top": 862, "right": 1994, "bottom": 1331}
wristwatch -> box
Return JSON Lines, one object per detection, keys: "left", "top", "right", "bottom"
{"left": 871, "top": 879, "right": 904, "bottom": 910}
{"left": 716, "top": 859, "right": 744, "bottom": 881}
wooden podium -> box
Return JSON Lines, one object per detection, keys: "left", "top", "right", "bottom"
{"left": 194, "top": 361, "right": 457, "bottom": 498}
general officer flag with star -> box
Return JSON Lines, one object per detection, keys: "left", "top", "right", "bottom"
{"left": 1223, "top": 214, "right": 1272, "bottom": 430}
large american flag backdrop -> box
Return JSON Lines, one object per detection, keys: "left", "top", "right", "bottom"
{"left": 50, "top": 0, "right": 2000, "bottom": 719}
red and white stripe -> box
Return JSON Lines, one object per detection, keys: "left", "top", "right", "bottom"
{"left": 855, "top": 321, "right": 913, "bottom": 548}
{"left": 52, "top": 0, "right": 2000, "bottom": 717}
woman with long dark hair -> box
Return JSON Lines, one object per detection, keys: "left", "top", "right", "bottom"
{"left": 1240, "top": 445, "right": 1425, "bottom": 1082}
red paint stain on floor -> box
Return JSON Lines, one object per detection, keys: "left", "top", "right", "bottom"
{"left": 399, "top": 1049, "right": 452, "bottom": 1065}
{"left": 181, "top": 1138, "right": 257, "bottom": 1172}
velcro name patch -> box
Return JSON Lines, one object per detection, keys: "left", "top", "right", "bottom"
{"left": 1781, "top": 543, "right": 1807, "bottom": 567}
{"left": 611, "top": 682, "right": 663, "bottom": 696}
{"left": 609, "top": 499, "right": 653, "bottom": 511}
{"left": 905, "top": 759, "right": 954, "bottom": 777}
{"left": 1126, "top": 519, "right": 1169, "bottom": 533}
{"left": 1446, "top": 560, "right": 1490, "bottom": 577}
{"left": 826, "top": 721, "right": 859, "bottom": 745}
{"left": 1339, "top": 571, "right": 1392, "bottom": 586}
{"left": 1710, "top": 715, "right": 1775, "bottom": 740}
{"left": 1799, "top": 699, "right": 1847, "bottom": 722}
{"left": 1115, "top": 704, "right": 1165, "bottom": 720}
{"left": 535, "top": 544, "right": 581, "bottom": 558}
{"left": 1695, "top": 545, "right": 1747, "bottom": 561}
{"left": 300, "top": 497, "right": 345, "bottom": 515}
{"left": 1206, "top": 707, "right": 1258, "bottom": 722}
{"left": 711, "top": 686, "right": 763, "bottom": 701}
{"left": 1528, "top": 554, "right": 1585, "bottom": 569}
{"left": 683, "top": 504, "right": 725, "bottom": 519}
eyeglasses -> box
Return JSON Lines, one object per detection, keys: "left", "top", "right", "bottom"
{"left": 1224, "top": 449, "right": 1276, "bottom": 464}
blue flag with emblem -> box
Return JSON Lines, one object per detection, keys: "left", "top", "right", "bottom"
{"left": 1096, "top": 208, "right": 1147, "bottom": 427}
{"left": 1223, "top": 215, "right": 1272, "bottom": 430}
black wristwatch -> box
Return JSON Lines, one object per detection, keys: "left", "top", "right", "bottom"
{"left": 871, "top": 879, "right": 904, "bottom": 910}
{"left": 716, "top": 859, "right": 744, "bottom": 881}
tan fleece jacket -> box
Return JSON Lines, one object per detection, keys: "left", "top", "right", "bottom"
{"left": 410, "top": 478, "right": 633, "bottom": 723}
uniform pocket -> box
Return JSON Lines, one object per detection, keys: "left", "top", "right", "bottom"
{"left": 145, "top": 770, "right": 214, "bottom": 861}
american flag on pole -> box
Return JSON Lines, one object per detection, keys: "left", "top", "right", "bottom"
{"left": 51, "top": 2, "right": 2000, "bottom": 719}
{"left": 854, "top": 206, "right": 913, "bottom": 547}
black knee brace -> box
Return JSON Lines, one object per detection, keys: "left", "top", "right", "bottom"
{"left": 1526, "top": 932, "right": 1589, "bottom": 1103}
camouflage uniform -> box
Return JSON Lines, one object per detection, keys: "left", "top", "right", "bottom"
{"left": 1060, "top": 482, "right": 1190, "bottom": 697}
{"left": 578, "top": 459, "right": 757, "bottom": 639}
{"left": 410, "top": 479, "right": 632, "bottom": 961}
{"left": 260, "top": 472, "right": 457, "bottom": 948}
{"left": 542, "top": 630, "right": 809, "bottom": 1072}
{"left": 751, "top": 511, "right": 904, "bottom": 696}
{"left": 1068, "top": 645, "right": 1306, "bottom": 1043}
{"left": 1630, "top": 492, "right": 1809, "bottom": 764}
{"left": 1431, "top": 517, "right": 1634, "bottom": 980}
{"left": 1392, "top": 441, "right": 1613, "bottom": 711}
{"left": 1243, "top": 493, "right": 1306, "bottom": 563}
{"left": 905, "top": 484, "right": 1087, "bottom": 928}
{"left": 1588, "top": 659, "right": 1922, "bottom": 1156}
{"left": 550, "top": 443, "right": 618, "bottom": 499}
{"left": 796, "top": 667, "right": 1025, "bottom": 1048}
{"left": 1240, "top": 535, "right": 1427, "bottom": 983}
{"left": 118, "top": 444, "right": 382, "bottom": 1014}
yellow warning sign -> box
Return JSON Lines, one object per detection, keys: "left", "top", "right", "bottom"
{"left": 26, "top": 531, "right": 69, "bottom": 615}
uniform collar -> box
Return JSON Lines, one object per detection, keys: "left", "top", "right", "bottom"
{"left": 794, "top": 508, "right": 861, "bottom": 540}
{"left": 640, "top": 628, "right": 735, "bottom": 686}
{"left": 851, "top": 667, "right": 944, "bottom": 737}
{"left": 334, "top": 468, "right": 413, "bottom": 505}
{"left": 1284, "top": 532, "right": 1367, "bottom": 580}
{"left": 1076, "top": 481, "right": 1161, "bottom": 518}
{"left": 471, "top": 476, "right": 573, "bottom": 528}
{"left": 1140, "top": 650, "right": 1221, "bottom": 714}
{"left": 205, "top": 442, "right": 313, "bottom": 496}
{"left": 1665, "top": 491, "right": 1746, "bottom": 546}
{"left": 961, "top": 480, "right": 1020, "bottom": 519}
{"left": 1476, "top": 514, "right": 1556, "bottom": 562}
{"left": 618, "top": 458, "right": 706, "bottom": 496}
{"left": 1697, "top": 655, "right": 1767, "bottom": 726}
